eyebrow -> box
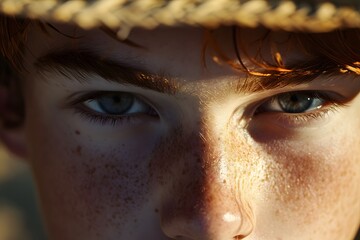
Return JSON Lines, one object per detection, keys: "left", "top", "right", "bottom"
{"left": 35, "top": 49, "right": 179, "bottom": 94}
{"left": 236, "top": 57, "right": 343, "bottom": 93}
{"left": 35, "top": 49, "right": 342, "bottom": 95}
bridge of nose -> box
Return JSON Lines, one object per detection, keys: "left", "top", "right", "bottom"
{"left": 148, "top": 118, "right": 255, "bottom": 239}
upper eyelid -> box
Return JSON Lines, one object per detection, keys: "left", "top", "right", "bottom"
{"left": 265, "top": 91, "right": 342, "bottom": 104}
{"left": 260, "top": 89, "right": 346, "bottom": 101}
{"left": 65, "top": 91, "right": 112, "bottom": 106}
{"left": 63, "top": 91, "right": 128, "bottom": 109}
{"left": 66, "top": 91, "right": 157, "bottom": 110}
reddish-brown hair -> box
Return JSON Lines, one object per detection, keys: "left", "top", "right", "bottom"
{"left": 203, "top": 26, "right": 360, "bottom": 92}
{"left": 2, "top": 14, "right": 360, "bottom": 79}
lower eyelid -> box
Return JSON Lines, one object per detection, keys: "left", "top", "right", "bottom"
{"left": 74, "top": 107, "right": 133, "bottom": 126}
{"left": 73, "top": 107, "right": 158, "bottom": 127}
{"left": 252, "top": 105, "right": 339, "bottom": 129}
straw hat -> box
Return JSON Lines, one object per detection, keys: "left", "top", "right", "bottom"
{"left": 0, "top": 0, "right": 360, "bottom": 38}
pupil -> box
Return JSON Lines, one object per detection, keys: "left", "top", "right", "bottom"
{"left": 112, "top": 95, "right": 121, "bottom": 103}
{"left": 290, "top": 95, "right": 299, "bottom": 102}
{"left": 279, "top": 93, "right": 313, "bottom": 113}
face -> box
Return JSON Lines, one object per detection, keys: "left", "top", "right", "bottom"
{"left": 17, "top": 24, "right": 359, "bottom": 239}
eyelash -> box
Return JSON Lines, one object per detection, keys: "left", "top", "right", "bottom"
{"left": 253, "top": 91, "right": 347, "bottom": 126}
{"left": 69, "top": 91, "right": 158, "bottom": 126}
{"left": 74, "top": 108, "right": 136, "bottom": 126}
{"left": 270, "top": 106, "right": 338, "bottom": 127}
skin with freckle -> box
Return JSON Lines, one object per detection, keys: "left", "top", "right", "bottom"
{"left": 1, "top": 24, "right": 360, "bottom": 240}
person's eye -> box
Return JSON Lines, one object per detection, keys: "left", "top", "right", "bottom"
{"left": 258, "top": 91, "right": 328, "bottom": 114}
{"left": 254, "top": 90, "right": 347, "bottom": 127}
{"left": 71, "top": 91, "right": 158, "bottom": 126}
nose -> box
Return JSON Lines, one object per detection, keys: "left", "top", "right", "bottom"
{"left": 153, "top": 125, "right": 255, "bottom": 240}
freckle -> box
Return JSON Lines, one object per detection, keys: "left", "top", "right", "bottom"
{"left": 124, "top": 197, "right": 133, "bottom": 204}
{"left": 87, "top": 167, "right": 96, "bottom": 175}
{"left": 75, "top": 130, "right": 81, "bottom": 135}
{"left": 154, "top": 208, "right": 159, "bottom": 213}
{"left": 76, "top": 145, "right": 82, "bottom": 156}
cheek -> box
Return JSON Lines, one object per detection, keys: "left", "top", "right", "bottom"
{"left": 265, "top": 136, "right": 357, "bottom": 208}
{"left": 224, "top": 126, "right": 359, "bottom": 238}
{"left": 26, "top": 113, "right": 158, "bottom": 237}
{"left": 259, "top": 133, "right": 360, "bottom": 236}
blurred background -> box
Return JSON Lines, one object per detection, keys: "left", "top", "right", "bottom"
{"left": 0, "top": 146, "right": 46, "bottom": 240}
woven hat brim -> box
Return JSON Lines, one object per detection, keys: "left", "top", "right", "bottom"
{"left": 1, "top": 0, "right": 360, "bottom": 38}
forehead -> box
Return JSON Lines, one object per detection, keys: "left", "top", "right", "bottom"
{"left": 27, "top": 25, "right": 213, "bottom": 77}
{"left": 25, "top": 24, "right": 308, "bottom": 79}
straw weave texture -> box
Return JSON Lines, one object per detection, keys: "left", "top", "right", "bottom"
{"left": 1, "top": 0, "right": 360, "bottom": 36}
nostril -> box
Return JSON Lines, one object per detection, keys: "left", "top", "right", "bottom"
{"left": 234, "top": 235, "right": 247, "bottom": 240}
